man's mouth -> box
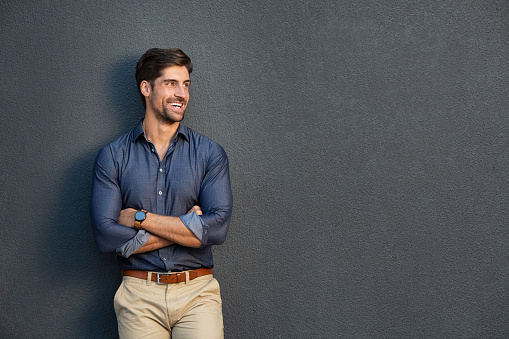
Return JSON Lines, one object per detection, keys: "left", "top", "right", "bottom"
{"left": 169, "top": 102, "right": 184, "bottom": 109}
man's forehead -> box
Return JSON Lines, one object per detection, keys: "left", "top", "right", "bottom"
{"left": 158, "top": 65, "right": 190, "bottom": 80}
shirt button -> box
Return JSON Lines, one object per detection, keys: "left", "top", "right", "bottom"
{"left": 158, "top": 191, "right": 163, "bottom": 195}
{"left": 159, "top": 168, "right": 163, "bottom": 172}
{"left": 151, "top": 148, "right": 155, "bottom": 152}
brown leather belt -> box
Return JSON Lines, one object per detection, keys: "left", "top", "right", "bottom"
{"left": 122, "top": 268, "right": 212, "bottom": 284}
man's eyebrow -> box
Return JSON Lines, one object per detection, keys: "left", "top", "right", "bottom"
{"left": 161, "top": 79, "right": 191, "bottom": 84}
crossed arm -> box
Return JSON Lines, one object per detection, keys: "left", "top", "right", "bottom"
{"left": 90, "top": 141, "right": 232, "bottom": 256}
{"left": 118, "top": 205, "right": 203, "bottom": 254}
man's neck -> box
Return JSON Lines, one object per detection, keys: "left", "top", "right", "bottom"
{"left": 142, "top": 114, "right": 179, "bottom": 158}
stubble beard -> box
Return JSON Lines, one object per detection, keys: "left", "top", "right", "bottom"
{"left": 152, "top": 98, "right": 187, "bottom": 124}
{"left": 161, "top": 105, "right": 185, "bottom": 124}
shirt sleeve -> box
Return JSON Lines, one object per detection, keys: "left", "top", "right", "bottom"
{"left": 116, "top": 230, "right": 151, "bottom": 257}
{"left": 90, "top": 145, "right": 150, "bottom": 255}
{"left": 179, "top": 143, "right": 233, "bottom": 247}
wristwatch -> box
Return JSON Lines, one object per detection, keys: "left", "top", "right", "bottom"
{"left": 134, "top": 209, "right": 148, "bottom": 230}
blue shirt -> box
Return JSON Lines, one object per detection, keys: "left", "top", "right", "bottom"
{"left": 90, "top": 121, "right": 233, "bottom": 272}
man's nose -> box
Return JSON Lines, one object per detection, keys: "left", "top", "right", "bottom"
{"left": 174, "top": 84, "right": 186, "bottom": 97}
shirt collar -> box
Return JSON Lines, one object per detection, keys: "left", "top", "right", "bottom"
{"left": 132, "top": 119, "right": 190, "bottom": 143}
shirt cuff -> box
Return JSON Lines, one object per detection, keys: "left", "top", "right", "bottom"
{"left": 179, "top": 212, "right": 206, "bottom": 245}
{"left": 116, "top": 230, "right": 151, "bottom": 258}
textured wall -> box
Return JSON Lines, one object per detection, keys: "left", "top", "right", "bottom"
{"left": 1, "top": 1, "right": 508, "bottom": 338}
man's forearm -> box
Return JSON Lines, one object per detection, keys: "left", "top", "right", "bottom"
{"left": 119, "top": 207, "right": 203, "bottom": 248}
{"left": 143, "top": 213, "right": 202, "bottom": 248}
{"left": 134, "top": 234, "right": 174, "bottom": 254}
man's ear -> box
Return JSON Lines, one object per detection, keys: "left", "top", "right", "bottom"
{"left": 140, "top": 80, "right": 151, "bottom": 97}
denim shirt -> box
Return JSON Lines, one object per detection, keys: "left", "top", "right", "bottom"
{"left": 90, "top": 121, "right": 233, "bottom": 271}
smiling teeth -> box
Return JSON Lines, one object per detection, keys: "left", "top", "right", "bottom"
{"left": 171, "top": 103, "right": 182, "bottom": 107}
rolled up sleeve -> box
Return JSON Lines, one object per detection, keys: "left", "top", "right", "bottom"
{"left": 179, "top": 144, "right": 233, "bottom": 247}
{"left": 90, "top": 146, "right": 149, "bottom": 255}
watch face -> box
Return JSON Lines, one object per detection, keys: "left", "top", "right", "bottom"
{"left": 135, "top": 210, "right": 146, "bottom": 221}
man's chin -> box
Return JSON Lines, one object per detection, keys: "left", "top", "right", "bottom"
{"left": 161, "top": 112, "right": 185, "bottom": 124}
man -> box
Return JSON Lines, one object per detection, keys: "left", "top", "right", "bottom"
{"left": 90, "top": 48, "right": 233, "bottom": 339}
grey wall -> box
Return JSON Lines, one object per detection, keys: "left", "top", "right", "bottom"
{"left": 1, "top": 1, "right": 508, "bottom": 338}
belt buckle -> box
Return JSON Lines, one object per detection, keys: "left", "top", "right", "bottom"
{"left": 156, "top": 272, "right": 172, "bottom": 284}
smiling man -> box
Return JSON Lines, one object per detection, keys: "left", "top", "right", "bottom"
{"left": 90, "top": 48, "right": 233, "bottom": 339}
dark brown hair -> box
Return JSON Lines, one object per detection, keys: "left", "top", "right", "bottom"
{"left": 135, "top": 48, "right": 193, "bottom": 108}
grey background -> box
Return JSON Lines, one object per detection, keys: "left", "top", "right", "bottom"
{"left": 1, "top": 1, "right": 508, "bottom": 338}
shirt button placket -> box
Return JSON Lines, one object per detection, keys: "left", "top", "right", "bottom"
{"left": 155, "top": 160, "right": 165, "bottom": 213}
{"left": 157, "top": 166, "right": 164, "bottom": 210}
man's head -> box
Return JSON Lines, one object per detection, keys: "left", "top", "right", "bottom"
{"left": 135, "top": 48, "right": 193, "bottom": 109}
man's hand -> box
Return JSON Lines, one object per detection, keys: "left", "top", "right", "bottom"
{"left": 118, "top": 208, "right": 137, "bottom": 227}
{"left": 187, "top": 205, "right": 203, "bottom": 216}
{"left": 118, "top": 206, "right": 202, "bottom": 228}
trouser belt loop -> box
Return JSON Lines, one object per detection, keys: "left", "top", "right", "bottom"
{"left": 146, "top": 272, "right": 152, "bottom": 286}
{"left": 185, "top": 271, "right": 190, "bottom": 284}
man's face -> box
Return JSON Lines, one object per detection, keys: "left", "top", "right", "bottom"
{"left": 145, "top": 65, "right": 191, "bottom": 124}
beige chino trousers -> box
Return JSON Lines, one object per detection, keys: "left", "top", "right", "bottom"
{"left": 114, "top": 273, "right": 223, "bottom": 339}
